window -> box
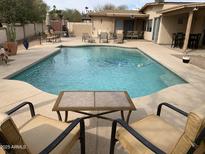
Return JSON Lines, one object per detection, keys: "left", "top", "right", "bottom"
{"left": 146, "top": 19, "right": 152, "bottom": 32}
{"left": 115, "top": 20, "right": 123, "bottom": 30}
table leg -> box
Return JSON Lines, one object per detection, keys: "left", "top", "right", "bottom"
{"left": 57, "top": 111, "right": 62, "bottom": 121}
{"left": 121, "top": 111, "right": 125, "bottom": 121}
{"left": 126, "top": 110, "right": 132, "bottom": 123}
{"left": 65, "top": 111, "right": 68, "bottom": 122}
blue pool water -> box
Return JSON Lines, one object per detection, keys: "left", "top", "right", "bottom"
{"left": 12, "top": 46, "right": 186, "bottom": 98}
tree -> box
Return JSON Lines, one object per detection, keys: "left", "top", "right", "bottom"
{"left": 49, "top": 5, "right": 63, "bottom": 20}
{"left": 31, "top": 0, "right": 49, "bottom": 22}
{"left": 94, "top": 4, "right": 128, "bottom": 11}
{"left": 117, "top": 5, "right": 128, "bottom": 10}
{"left": 0, "top": 0, "right": 17, "bottom": 24}
{"left": 62, "top": 9, "right": 82, "bottom": 22}
{"left": 0, "top": 0, "right": 48, "bottom": 24}
{"left": 0, "top": 0, "right": 48, "bottom": 40}
{"left": 103, "top": 4, "right": 116, "bottom": 10}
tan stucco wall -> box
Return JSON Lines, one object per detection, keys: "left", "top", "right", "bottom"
{"left": 143, "top": 5, "right": 163, "bottom": 41}
{"left": 92, "top": 17, "right": 115, "bottom": 36}
{"left": 158, "top": 14, "right": 188, "bottom": 44}
{"left": 68, "top": 22, "right": 92, "bottom": 36}
{"left": 0, "top": 23, "right": 45, "bottom": 44}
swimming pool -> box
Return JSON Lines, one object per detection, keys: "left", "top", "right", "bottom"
{"left": 12, "top": 46, "right": 186, "bottom": 98}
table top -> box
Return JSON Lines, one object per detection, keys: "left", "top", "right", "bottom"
{"left": 52, "top": 91, "right": 135, "bottom": 111}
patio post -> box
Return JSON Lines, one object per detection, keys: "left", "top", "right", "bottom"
{"left": 183, "top": 11, "right": 193, "bottom": 52}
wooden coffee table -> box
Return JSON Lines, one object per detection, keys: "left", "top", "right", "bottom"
{"left": 52, "top": 91, "right": 136, "bottom": 123}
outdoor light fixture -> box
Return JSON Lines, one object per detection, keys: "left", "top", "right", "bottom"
{"left": 130, "top": 15, "right": 135, "bottom": 19}
{"left": 193, "top": 7, "right": 198, "bottom": 11}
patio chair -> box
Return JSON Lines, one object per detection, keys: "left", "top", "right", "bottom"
{"left": 109, "top": 32, "right": 115, "bottom": 40}
{"left": 171, "top": 33, "right": 177, "bottom": 48}
{"left": 138, "top": 31, "right": 144, "bottom": 39}
{"left": 125, "top": 31, "right": 133, "bottom": 39}
{"left": 82, "top": 33, "right": 89, "bottom": 42}
{"left": 82, "top": 33, "right": 95, "bottom": 43}
{"left": 132, "top": 31, "right": 139, "bottom": 39}
{"left": 0, "top": 47, "right": 8, "bottom": 64}
{"left": 99, "top": 32, "right": 108, "bottom": 43}
{"left": 45, "top": 29, "right": 60, "bottom": 43}
{"left": 115, "top": 34, "right": 124, "bottom": 44}
{"left": 110, "top": 103, "right": 205, "bottom": 154}
{"left": 0, "top": 102, "right": 85, "bottom": 154}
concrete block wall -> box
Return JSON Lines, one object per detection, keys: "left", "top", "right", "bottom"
{"left": 0, "top": 28, "right": 7, "bottom": 44}
{"left": 35, "top": 23, "right": 44, "bottom": 34}
{"left": 0, "top": 23, "right": 45, "bottom": 44}
{"left": 15, "top": 26, "right": 24, "bottom": 40}
{"left": 68, "top": 22, "right": 92, "bottom": 36}
{"left": 25, "top": 24, "right": 35, "bottom": 37}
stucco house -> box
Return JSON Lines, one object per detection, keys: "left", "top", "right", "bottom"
{"left": 89, "top": 10, "right": 148, "bottom": 37}
{"left": 89, "top": 1, "right": 205, "bottom": 50}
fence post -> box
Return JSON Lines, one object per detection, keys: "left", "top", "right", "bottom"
{"left": 42, "top": 23, "right": 44, "bottom": 32}
{"left": 34, "top": 23, "right": 37, "bottom": 36}
{"left": 22, "top": 24, "right": 26, "bottom": 39}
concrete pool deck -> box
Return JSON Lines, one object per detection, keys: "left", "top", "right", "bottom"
{"left": 0, "top": 38, "right": 205, "bottom": 153}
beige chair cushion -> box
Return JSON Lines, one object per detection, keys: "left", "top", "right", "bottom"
{"left": 19, "top": 114, "right": 80, "bottom": 154}
{"left": 172, "top": 105, "right": 205, "bottom": 154}
{"left": 0, "top": 113, "right": 30, "bottom": 154}
{"left": 117, "top": 115, "right": 183, "bottom": 154}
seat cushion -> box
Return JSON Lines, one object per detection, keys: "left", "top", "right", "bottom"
{"left": 0, "top": 113, "right": 30, "bottom": 154}
{"left": 172, "top": 105, "right": 205, "bottom": 154}
{"left": 19, "top": 115, "right": 80, "bottom": 154}
{"left": 117, "top": 115, "right": 183, "bottom": 154}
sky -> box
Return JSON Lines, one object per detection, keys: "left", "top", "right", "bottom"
{"left": 44, "top": 0, "right": 205, "bottom": 12}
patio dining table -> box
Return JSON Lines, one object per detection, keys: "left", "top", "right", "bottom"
{"left": 52, "top": 91, "right": 136, "bottom": 123}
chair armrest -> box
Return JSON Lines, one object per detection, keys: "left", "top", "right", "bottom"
{"left": 6, "top": 102, "right": 35, "bottom": 117}
{"left": 39, "top": 118, "right": 85, "bottom": 154}
{"left": 110, "top": 119, "right": 166, "bottom": 154}
{"left": 157, "top": 102, "right": 188, "bottom": 117}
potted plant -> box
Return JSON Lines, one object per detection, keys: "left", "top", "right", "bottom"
{"left": 4, "top": 24, "right": 18, "bottom": 55}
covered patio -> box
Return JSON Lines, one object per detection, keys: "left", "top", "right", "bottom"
{"left": 158, "top": 3, "right": 205, "bottom": 51}
{"left": 89, "top": 10, "right": 149, "bottom": 39}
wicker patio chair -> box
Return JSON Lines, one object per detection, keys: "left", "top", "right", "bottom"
{"left": 82, "top": 33, "right": 90, "bottom": 42}
{"left": 110, "top": 103, "right": 205, "bottom": 154}
{"left": 115, "top": 34, "right": 124, "bottom": 44}
{"left": 138, "top": 31, "right": 144, "bottom": 39}
{"left": 132, "top": 31, "right": 139, "bottom": 39}
{"left": 125, "top": 31, "right": 133, "bottom": 39}
{"left": 0, "top": 47, "right": 8, "bottom": 64}
{"left": 99, "top": 32, "right": 108, "bottom": 43}
{"left": 45, "top": 30, "right": 58, "bottom": 43}
{"left": 0, "top": 102, "right": 85, "bottom": 154}
{"left": 82, "top": 33, "right": 95, "bottom": 43}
